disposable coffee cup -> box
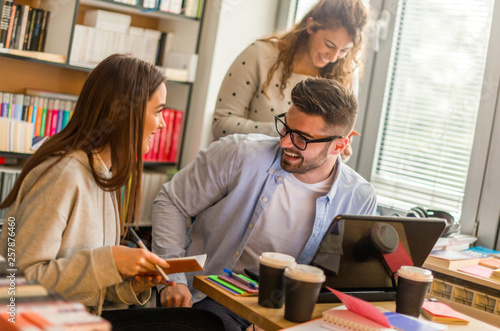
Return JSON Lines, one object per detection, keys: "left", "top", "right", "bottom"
{"left": 284, "top": 264, "right": 326, "bottom": 323}
{"left": 258, "top": 252, "right": 296, "bottom": 308}
{"left": 396, "top": 266, "right": 433, "bottom": 317}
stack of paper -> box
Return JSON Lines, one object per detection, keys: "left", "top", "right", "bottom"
{"left": 421, "top": 301, "right": 470, "bottom": 325}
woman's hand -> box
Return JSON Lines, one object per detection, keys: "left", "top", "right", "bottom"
{"left": 111, "top": 245, "right": 169, "bottom": 278}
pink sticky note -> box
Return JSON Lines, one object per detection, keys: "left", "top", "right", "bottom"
{"left": 458, "top": 264, "right": 493, "bottom": 278}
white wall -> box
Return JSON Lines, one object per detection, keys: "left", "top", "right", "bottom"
{"left": 180, "top": 0, "right": 280, "bottom": 167}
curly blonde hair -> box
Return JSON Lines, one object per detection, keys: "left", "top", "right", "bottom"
{"left": 262, "top": 0, "right": 369, "bottom": 96}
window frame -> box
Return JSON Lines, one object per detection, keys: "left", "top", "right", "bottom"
{"left": 352, "top": 0, "right": 500, "bottom": 247}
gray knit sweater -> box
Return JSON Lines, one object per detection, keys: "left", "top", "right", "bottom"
{"left": 0, "top": 150, "right": 149, "bottom": 314}
{"left": 212, "top": 40, "right": 309, "bottom": 139}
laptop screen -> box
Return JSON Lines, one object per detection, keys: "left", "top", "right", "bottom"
{"left": 310, "top": 215, "right": 446, "bottom": 301}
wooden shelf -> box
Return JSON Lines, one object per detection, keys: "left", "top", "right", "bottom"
{"left": 423, "top": 262, "right": 500, "bottom": 291}
{"left": 0, "top": 151, "right": 33, "bottom": 159}
{"left": 79, "top": 0, "right": 201, "bottom": 22}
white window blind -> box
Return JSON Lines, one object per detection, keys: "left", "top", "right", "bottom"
{"left": 371, "top": 0, "right": 494, "bottom": 216}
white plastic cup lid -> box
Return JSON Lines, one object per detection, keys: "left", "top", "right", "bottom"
{"left": 284, "top": 264, "right": 326, "bottom": 283}
{"left": 397, "top": 265, "right": 433, "bottom": 282}
{"left": 259, "top": 252, "right": 296, "bottom": 268}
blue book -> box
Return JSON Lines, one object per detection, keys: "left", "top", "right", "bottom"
{"left": 1, "top": 97, "right": 8, "bottom": 117}
{"left": 62, "top": 110, "right": 70, "bottom": 129}
{"left": 31, "top": 97, "right": 38, "bottom": 136}
{"left": 384, "top": 312, "right": 443, "bottom": 331}
{"left": 4, "top": 93, "right": 13, "bottom": 118}
{"left": 14, "top": 94, "right": 24, "bottom": 120}
{"left": 56, "top": 108, "right": 64, "bottom": 133}
{"left": 460, "top": 246, "right": 500, "bottom": 258}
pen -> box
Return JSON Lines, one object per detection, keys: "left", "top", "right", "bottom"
{"left": 223, "top": 268, "right": 259, "bottom": 289}
{"left": 128, "top": 227, "right": 170, "bottom": 283}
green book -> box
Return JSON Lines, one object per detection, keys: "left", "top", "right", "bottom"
{"left": 39, "top": 98, "right": 48, "bottom": 137}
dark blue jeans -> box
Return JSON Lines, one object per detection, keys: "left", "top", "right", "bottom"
{"left": 101, "top": 307, "right": 224, "bottom": 331}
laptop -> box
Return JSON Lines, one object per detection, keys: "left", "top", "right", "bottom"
{"left": 311, "top": 214, "right": 446, "bottom": 303}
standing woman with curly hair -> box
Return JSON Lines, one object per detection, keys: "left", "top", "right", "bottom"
{"left": 212, "top": 0, "right": 369, "bottom": 160}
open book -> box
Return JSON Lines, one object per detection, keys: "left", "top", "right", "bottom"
{"left": 321, "top": 287, "right": 392, "bottom": 330}
{"left": 139, "top": 254, "right": 207, "bottom": 276}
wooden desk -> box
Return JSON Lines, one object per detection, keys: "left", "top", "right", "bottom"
{"left": 193, "top": 276, "right": 500, "bottom": 331}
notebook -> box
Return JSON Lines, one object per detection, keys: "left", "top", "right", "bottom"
{"left": 311, "top": 215, "right": 446, "bottom": 303}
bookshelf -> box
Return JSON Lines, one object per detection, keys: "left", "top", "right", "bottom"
{"left": 0, "top": 0, "right": 204, "bottom": 163}
{"left": 0, "top": 0, "right": 205, "bottom": 227}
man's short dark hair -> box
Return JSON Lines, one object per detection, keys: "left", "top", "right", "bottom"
{"left": 291, "top": 78, "right": 358, "bottom": 135}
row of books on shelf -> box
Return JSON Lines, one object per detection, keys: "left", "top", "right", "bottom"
{"left": 70, "top": 23, "right": 164, "bottom": 69}
{"left": 0, "top": 93, "right": 76, "bottom": 156}
{"left": 432, "top": 233, "right": 478, "bottom": 251}
{"left": 425, "top": 245, "right": 500, "bottom": 283}
{"left": 0, "top": 166, "right": 21, "bottom": 222}
{"left": 0, "top": 1, "right": 50, "bottom": 52}
{"left": 142, "top": 0, "right": 204, "bottom": 18}
{"left": 0, "top": 118, "right": 32, "bottom": 154}
{"left": 144, "top": 108, "right": 183, "bottom": 163}
{"left": 0, "top": 167, "right": 177, "bottom": 224}
{"left": 70, "top": 9, "right": 198, "bottom": 82}
{"left": 139, "top": 170, "right": 169, "bottom": 225}
{"left": 71, "top": 8, "right": 164, "bottom": 67}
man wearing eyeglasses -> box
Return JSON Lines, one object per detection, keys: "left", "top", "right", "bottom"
{"left": 152, "top": 78, "right": 377, "bottom": 331}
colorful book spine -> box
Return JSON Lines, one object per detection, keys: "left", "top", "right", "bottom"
{"left": 16, "top": 5, "right": 29, "bottom": 51}
{"left": 151, "top": 130, "right": 161, "bottom": 160}
{"left": 50, "top": 109, "right": 58, "bottom": 136}
{"left": 23, "top": 94, "right": 30, "bottom": 121}
{"left": 162, "top": 109, "right": 175, "bottom": 161}
{"left": 168, "top": 110, "right": 183, "bottom": 162}
{"left": 39, "top": 97, "right": 48, "bottom": 137}
{"left": 14, "top": 93, "right": 24, "bottom": 120}
{"left": 1, "top": 92, "right": 9, "bottom": 117}
{"left": 22, "top": 7, "right": 33, "bottom": 50}
{"left": 4, "top": 3, "right": 17, "bottom": 49}
{"left": 51, "top": 99, "right": 60, "bottom": 135}
{"left": 6, "top": 93, "right": 13, "bottom": 118}
{"left": 44, "top": 99, "right": 53, "bottom": 137}
{"left": 0, "top": 0, "right": 14, "bottom": 48}
{"left": 30, "top": 96, "right": 38, "bottom": 136}
{"left": 34, "top": 97, "right": 43, "bottom": 136}
{"left": 157, "top": 110, "right": 169, "bottom": 161}
{"left": 61, "top": 101, "right": 71, "bottom": 129}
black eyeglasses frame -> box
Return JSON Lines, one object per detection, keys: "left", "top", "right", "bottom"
{"left": 274, "top": 113, "right": 344, "bottom": 151}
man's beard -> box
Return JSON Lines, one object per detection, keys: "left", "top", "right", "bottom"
{"left": 280, "top": 144, "right": 330, "bottom": 175}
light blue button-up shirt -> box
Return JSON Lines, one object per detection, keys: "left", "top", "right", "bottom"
{"left": 152, "top": 134, "right": 377, "bottom": 302}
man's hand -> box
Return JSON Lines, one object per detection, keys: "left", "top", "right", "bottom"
{"left": 160, "top": 283, "right": 193, "bottom": 307}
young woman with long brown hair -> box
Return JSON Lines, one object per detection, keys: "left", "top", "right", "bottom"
{"left": 0, "top": 54, "right": 223, "bottom": 330}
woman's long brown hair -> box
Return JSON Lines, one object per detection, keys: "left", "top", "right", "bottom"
{"left": 262, "top": 0, "right": 369, "bottom": 96}
{"left": 0, "top": 54, "right": 167, "bottom": 231}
